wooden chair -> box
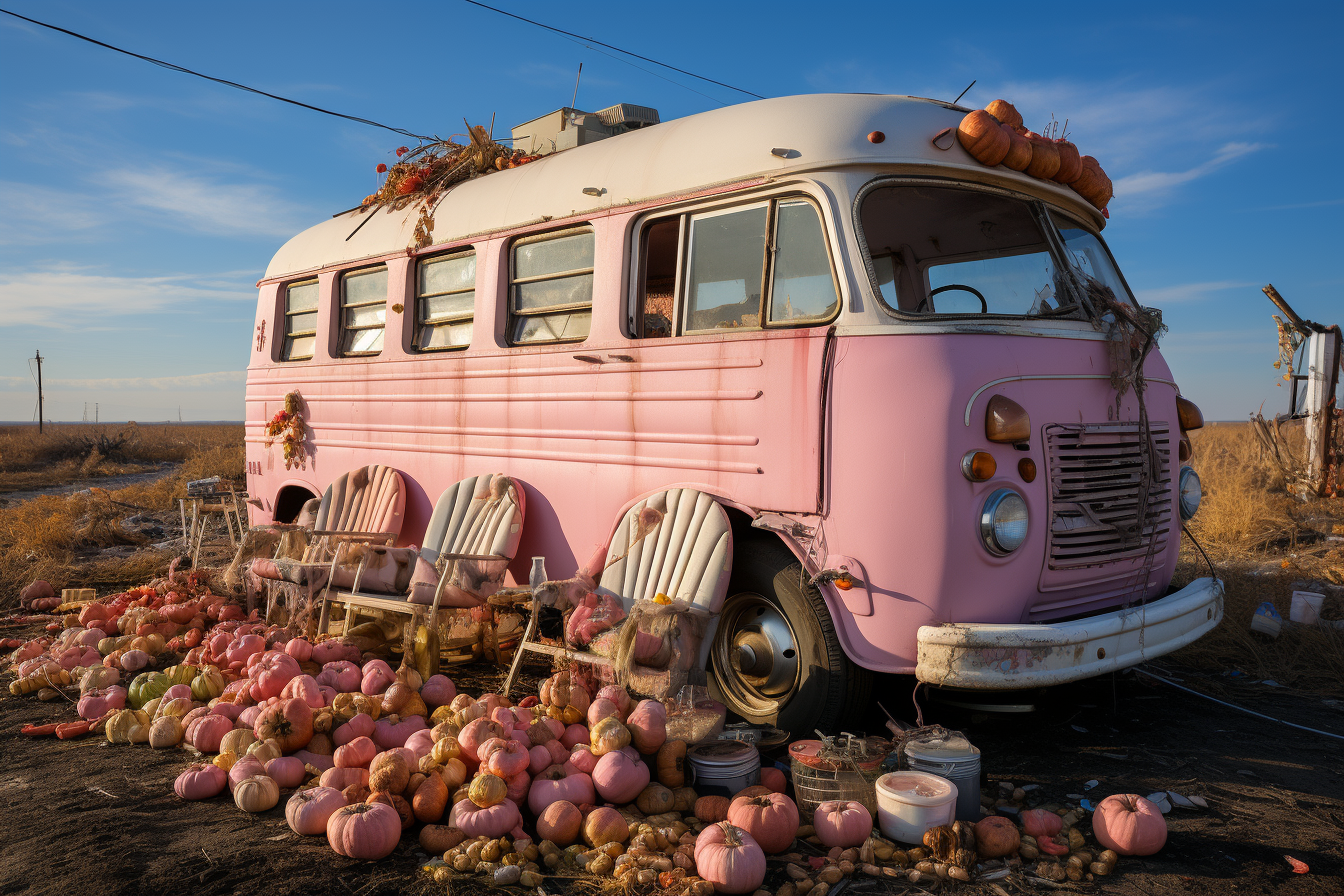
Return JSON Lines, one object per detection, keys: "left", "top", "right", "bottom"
{"left": 317, "top": 473, "right": 525, "bottom": 640}
{"left": 505, "top": 488, "right": 733, "bottom": 697}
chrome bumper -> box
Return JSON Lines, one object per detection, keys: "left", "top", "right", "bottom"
{"left": 915, "top": 577, "right": 1224, "bottom": 689}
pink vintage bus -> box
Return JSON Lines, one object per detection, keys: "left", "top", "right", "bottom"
{"left": 246, "top": 94, "right": 1221, "bottom": 733}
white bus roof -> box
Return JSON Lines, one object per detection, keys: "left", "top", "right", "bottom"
{"left": 264, "top": 93, "right": 1106, "bottom": 282}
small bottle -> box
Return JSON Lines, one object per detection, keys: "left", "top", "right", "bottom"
{"left": 530, "top": 557, "right": 547, "bottom": 594}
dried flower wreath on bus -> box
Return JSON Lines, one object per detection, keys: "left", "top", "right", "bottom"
{"left": 360, "top": 121, "right": 542, "bottom": 249}
{"left": 263, "top": 391, "right": 307, "bottom": 470}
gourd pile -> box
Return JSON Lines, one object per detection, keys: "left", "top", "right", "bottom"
{"left": 956, "top": 99, "right": 1114, "bottom": 214}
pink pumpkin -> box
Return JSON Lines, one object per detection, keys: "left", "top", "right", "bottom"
{"left": 286, "top": 785, "right": 345, "bottom": 835}
{"left": 316, "top": 661, "right": 360, "bottom": 692}
{"left": 292, "top": 749, "right": 335, "bottom": 771}
{"left": 160, "top": 684, "right": 192, "bottom": 702}
{"left": 359, "top": 659, "right": 396, "bottom": 696}
{"left": 209, "top": 702, "right": 244, "bottom": 721}
{"left": 228, "top": 756, "right": 267, "bottom": 792}
{"left": 1093, "top": 794, "right": 1168, "bottom": 856}
{"left": 626, "top": 699, "right": 667, "bottom": 754}
{"left": 484, "top": 739, "right": 531, "bottom": 778}
{"left": 404, "top": 728, "right": 435, "bottom": 761}
{"left": 372, "top": 715, "right": 427, "bottom": 750}
{"left": 560, "top": 724, "right": 589, "bottom": 749}
{"left": 281, "top": 674, "right": 324, "bottom": 709}
{"left": 284, "top": 637, "right": 313, "bottom": 663}
{"left": 528, "top": 745, "right": 553, "bottom": 776}
{"left": 225, "top": 634, "right": 265, "bottom": 666}
{"left": 592, "top": 749, "right": 650, "bottom": 804}
{"left": 335, "top": 736, "right": 378, "bottom": 769}
{"left": 813, "top": 800, "right": 872, "bottom": 848}
{"left": 77, "top": 685, "right": 126, "bottom": 721}
{"left": 528, "top": 765, "right": 596, "bottom": 816}
{"left": 265, "top": 756, "right": 307, "bottom": 789}
{"left": 587, "top": 697, "right": 622, "bottom": 729}
{"left": 119, "top": 649, "right": 149, "bottom": 672}
{"left": 174, "top": 763, "right": 227, "bottom": 801}
{"left": 727, "top": 792, "right": 799, "bottom": 854}
{"left": 459, "top": 717, "right": 505, "bottom": 762}
{"left": 449, "top": 797, "right": 523, "bottom": 839}
{"left": 252, "top": 651, "right": 301, "bottom": 700}
{"left": 543, "top": 718, "right": 566, "bottom": 740}
{"left": 327, "top": 801, "right": 401, "bottom": 859}
{"left": 564, "top": 744, "right": 599, "bottom": 776}
{"left": 238, "top": 705, "right": 263, "bottom": 729}
{"left": 333, "top": 713, "right": 376, "bottom": 747}
{"left": 760, "top": 767, "right": 787, "bottom": 794}
{"left": 695, "top": 822, "right": 767, "bottom": 894}
{"left": 505, "top": 768, "right": 531, "bottom": 806}
{"left": 319, "top": 766, "right": 370, "bottom": 791}
{"left": 596, "top": 685, "right": 631, "bottom": 718}
{"left": 311, "top": 639, "right": 360, "bottom": 665}
{"left": 184, "top": 713, "right": 233, "bottom": 752}
{"left": 419, "top": 674, "right": 456, "bottom": 707}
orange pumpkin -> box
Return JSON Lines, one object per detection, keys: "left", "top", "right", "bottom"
{"left": 984, "top": 99, "right": 1023, "bottom": 131}
{"left": 1072, "top": 156, "right": 1113, "bottom": 209}
{"left": 1001, "top": 125, "right": 1032, "bottom": 171}
{"left": 695, "top": 794, "right": 732, "bottom": 823}
{"left": 657, "top": 740, "right": 687, "bottom": 788}
{"left": 1052, "top": 140, "right": 1083, "bottom": 185}
{"left": 956, "top": 110, "right": 1010, "bottom": 167}
{"left": 1023, "top": 133, "right": 1061, "bottom": 180}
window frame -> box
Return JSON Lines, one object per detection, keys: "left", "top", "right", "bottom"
{"left": 280, "top": 278, "right": 319, "bottom": 362}
{"left": 338, "top": 264, "right": 389, "bottom": 358}
{"left": 628, "top": 191, "right": 842, "bottom": 340}
{"left": 413, "top": 247, "right": 477, "bottom": 353}
{"left": 507, "top": 225, "right": 595, "bottom": 347}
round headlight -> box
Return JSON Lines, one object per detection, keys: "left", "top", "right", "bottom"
{"left": 1178, "top": 466, "right": 1202, "bottom": 520}
{"left": 980, "top": 488, "right": 1029, "bottom": 555}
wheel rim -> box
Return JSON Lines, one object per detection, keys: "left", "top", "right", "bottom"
{"left": 712, "top": 591, "right": 800, "bottom": 716}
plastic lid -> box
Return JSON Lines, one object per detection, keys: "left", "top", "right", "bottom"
{"left": 903, "top": 730, "right": 981, "bottom": 762}
{"left": 688, "top": 740, "right": 759, "bottom": 766}
{"left": 876, "top": 771, "right": 958, "bottom": 806}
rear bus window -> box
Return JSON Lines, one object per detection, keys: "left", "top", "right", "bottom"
{"left": 282, "top": 279, "right": 318, "bottom": 361}
{"left": 634, "top": 196, "right": 839, "bottom": 337}
{"left": 509, "top": 228, "right": 594, "bottom": 345}
{"left": 339, "top": 266, "right": 387, "bottom": 356}
{"left": 416, "top": 251, "right": 476, "bottom": 351}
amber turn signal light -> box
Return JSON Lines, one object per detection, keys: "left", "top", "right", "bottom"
{"left": 962, "top": 450, "right": 997, "bottom": 481}
{"left": 1018, "top": 457, "right": 1037, "bottom": 482}
{"left": 1179, "top": 434, "right": 1193, "bottom": 462}
{"left": 1177, "top": 396, "right": 1204, "bottom": 431}
{"left": 986, "top": 395, "right": 1031, "bottom": 443}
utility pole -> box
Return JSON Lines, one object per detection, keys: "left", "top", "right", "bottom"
{"left": 95, "top": 402, "right": 99, "bottom": 424}
{"left": 34, "top": 350, "right": 43, "bottom": 434}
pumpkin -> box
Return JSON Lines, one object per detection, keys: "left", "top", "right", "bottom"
{"left": 637, "top": 783, "right": 676, "bottom": 815}
{"left": 214, "top": 750, "right": 237, "bottom": 772}
{"left": 234, "top": 774, "right": 280, "bottom": 812}
{"left": 174, "top": 763, "right": 227, "bottom": 800}
{"left": 561, "top": 724, "right": 590, "bottom": 750}
{"left": 587, "top": 697, "right": 622, "bottom": 729}
{"left": 430, "top": 735, "right": 461, "bottom": 764}
{"left": 1052, "top": 140, "right": 1083, "bottom": 185}
{"left": 727, "top": 793, "right": 799, "bottom": 854}
{"left": 956, "top": 110, "right": 1010, "bottom": 167}
{"left": 265, "top": 756, "right": 307, "bottom": 789}
{"left": 220, "top": 727, "right": 257, "bottom": 757}
{"left": 327, "top": 801, "right": 402, "bottom": 859}
{"left": 584, "top": 806, "right": 630, "bottom": 847}
{"left": 247, "top": 738, "right": 283, "bottom": 765}
{"left": 537, "top": 799, "right": 584, "bottom": 846}
{"left": 736, "top": 785, "right": 770, "bottom": 800}
{"left": 504, "top": 768, "right": 530, "bottom": 806}
{"left": 458, "top": 717, "right": 505, "bottom": 762}
{"left": 672, "top": 786, "right": 699, "bottom": 813}
{"left": 694, "top": 822, "right": 767, "bottom": 894}
{"left": 334, "top": 712, "right": 376, "bottom": 746}
{"left": 369, "top": 750, "right": 412, "bottom": 794}
{"left": 984, "top": 99, "right": 1023, "bottom": 131}
{"left": 528, "top": 765, "right": 596, "bottom": 816}
{"left": 438, "top": 757, "right": 468, "bottom": 790}
{"left": 449, "top": 796, "right": 523, "bottom": 839}
{"left": 1093, "top": 794, "right": 1167, "bottom": 856}
{"left": 128, "top": 671, "right": 170, "bottom": 708}
{"left": 412, "top": 769, "right": 450, "bottom": 823}
{"left": 106, "top": 709, "right": 150, "bottom": 744}
{"left": 593, "top": 749, "right": 650, "bottom": 804}
{"left": 331, "top": 691, "right": 380, "bottom": 722}
{"left": 1021, "top": 809, "right": 1063, "bottom": 839}
{"left": 306, "top": 731, "right": 335, "bottom": 756}
{"left": 148, "top": 715, "right": 184, "bottom": 748}
{"left": 366, "top": 790, "right": 414, "bottom": 829}
{"left": 1000, "top": 124, "right": 1032, "bottom": 171}
{"left": 319, "top": 662, "right": 362, "bottom": 695}
{"left": 344, "top": 782, "right": 372, "bottom": 804}
{"left": 78, "top": 685, "right": 126, "bottom": 721}
{"left": 468, "top": 772, "right": 508, "bottom": 808}
{"left": 483, "top": 738, "right": 530, "bottom": 778}
{"left": 79, "top": 665, "right": 119, "bottom": 696}
{"left": 974, "top": 816, "right": 1020, "bottom": 858}
{"left": 418, "top": 824, "right": 467, "bottom": 853}
{"left": 626, "top": 699, "right": 667, "bottom": 754}
{"left": 590, "top": 716, "right": 631, "bottom": 756}
{"left": 695, "top": 795, "right": 732, "bottom": 824}
{"left": 254, "top": 697, "right": 314, "bottom": 753}
{"left": 813, "top": 800, "right": 872, "bottom": 848}
{"left": 319, "top": 766, "right": 370, "bottom": 791}
{"left": 360, "top": 658, "right": 397, "bottom": 696}
{"left": 335, "top": 736, "right": 378, "bottom": 769}
{"left": 229, "top": 755, "right": 267, "bottom": 791}
{"left": 1072, "top": 156, "right": 1113, "bottom": 210}
{"left": 281, "top": 674, "right": 325, "bottom": 710}
{"left": 1023, "top": 132, "right": 1061, "bottom": 180}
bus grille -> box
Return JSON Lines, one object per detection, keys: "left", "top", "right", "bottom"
{"left": 1044, "top": 422, "right": 1173, "bottom": 570}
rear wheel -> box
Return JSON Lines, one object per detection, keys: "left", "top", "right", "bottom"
{"left": 709, "top": 536, "right": 871, "bottom": 734}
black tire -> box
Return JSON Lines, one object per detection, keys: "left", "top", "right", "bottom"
{"left": 709, "top": 535, "right": 872, "bottom": 734}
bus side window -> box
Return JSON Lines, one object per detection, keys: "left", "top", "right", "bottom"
{"left": 768, "top": 199, "right": 839, "bottom": 323}
{"left": 509, "top": 228, "right": 594, "bottom": 345}
{"left": 416, "top": 251, "right": 475, "bottom": 351}
{"left": 636, "top": 218, "right": 680, "bottom": 338}
{"left": 340, "top": 266, "right": 388, "bottom": 356}
{"left": 282, "top": 279, "right": 318, "bottom": 361}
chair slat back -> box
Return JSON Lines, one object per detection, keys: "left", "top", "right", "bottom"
{"left": 314, "top": 465, "right": 406, "bottom": 536}
{"left": 421, "top": 474, "right": 525, "bottom": 567}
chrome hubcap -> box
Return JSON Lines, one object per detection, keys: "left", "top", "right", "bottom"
{"left": 716, "top": 593, "right": 799, "bottom": 704}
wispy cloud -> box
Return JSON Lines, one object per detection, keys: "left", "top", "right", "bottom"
{"left": 1113, "top": 142, "right": 1267, "bottom": 208}
{"left": 0, "top": 267, "right": 255, "bottom": 327}
{"left": 103, "top": 167, "right": 309, "bottom": 237}
{"left": 1134, "top": 280, "right": 1257, "bottom": 306}
{"left": 0, "top": 180, "right": 105, "bottom": 243}
{"left": 0, "top": 370, "right": 245, "bottom": 393}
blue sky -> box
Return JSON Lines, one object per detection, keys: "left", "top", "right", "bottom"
{"left": 1, "top": 1, "right": 1338, "bottom": 422}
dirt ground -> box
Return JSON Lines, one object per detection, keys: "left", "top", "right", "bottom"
{"left": 3, "top": 644, "right": 1341, "bottom": 896}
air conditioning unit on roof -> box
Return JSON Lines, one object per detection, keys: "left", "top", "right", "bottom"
{"left": 511, "top": 102, "right": 660, "bottom": 156}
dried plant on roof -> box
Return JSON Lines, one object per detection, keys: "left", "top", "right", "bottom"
{"left": 360, "top": 122, "right": 542, "bottom": 249}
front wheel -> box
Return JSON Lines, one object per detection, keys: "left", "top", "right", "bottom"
{"left": 709, "top": 536, "right": 871, "bottom": 734}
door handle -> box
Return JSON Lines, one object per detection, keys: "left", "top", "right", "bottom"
{"left": 606, "top": 354, "right": 635, "bottom": 363}
{"left": 573, "top": 354, "right": 603, "bottom": 364}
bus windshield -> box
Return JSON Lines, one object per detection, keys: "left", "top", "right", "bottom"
{"left": 860, "top": 183, "right": 1112, "bottom": 319}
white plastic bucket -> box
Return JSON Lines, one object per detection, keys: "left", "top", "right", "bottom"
{"left": 1290, "top": 591, "right": 1324, "bottom": 624}
{"left": 903, "top": 735, "right": 982, "bottom": 821}
{"left": 875, "top": 771, "right": 957, "bottom": 844}
{"left": 687, "top": 740, "right": 760, "bottom": 797}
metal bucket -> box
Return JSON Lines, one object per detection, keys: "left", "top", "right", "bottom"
{"left": 687, "top": 740, "right": 760, "bottom": 797}
{"left": 903, "top": 731, "right": 981, "bottom": 821}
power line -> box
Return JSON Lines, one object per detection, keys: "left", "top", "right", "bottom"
{"left": 0, "top": 7, "right": 432, "bottom": 141}
{"left": 462, "top": 0, "right": 765, "bottom": 100}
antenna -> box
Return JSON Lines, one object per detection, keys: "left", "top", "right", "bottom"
{"left": 571, "top": 62, "right": 583, "bottom": 110}
{"left": 953, "top": 79, "right": 976, "bottom": 105}
{"left": 34, "top": 350, "right": 44, "bottom": 433}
